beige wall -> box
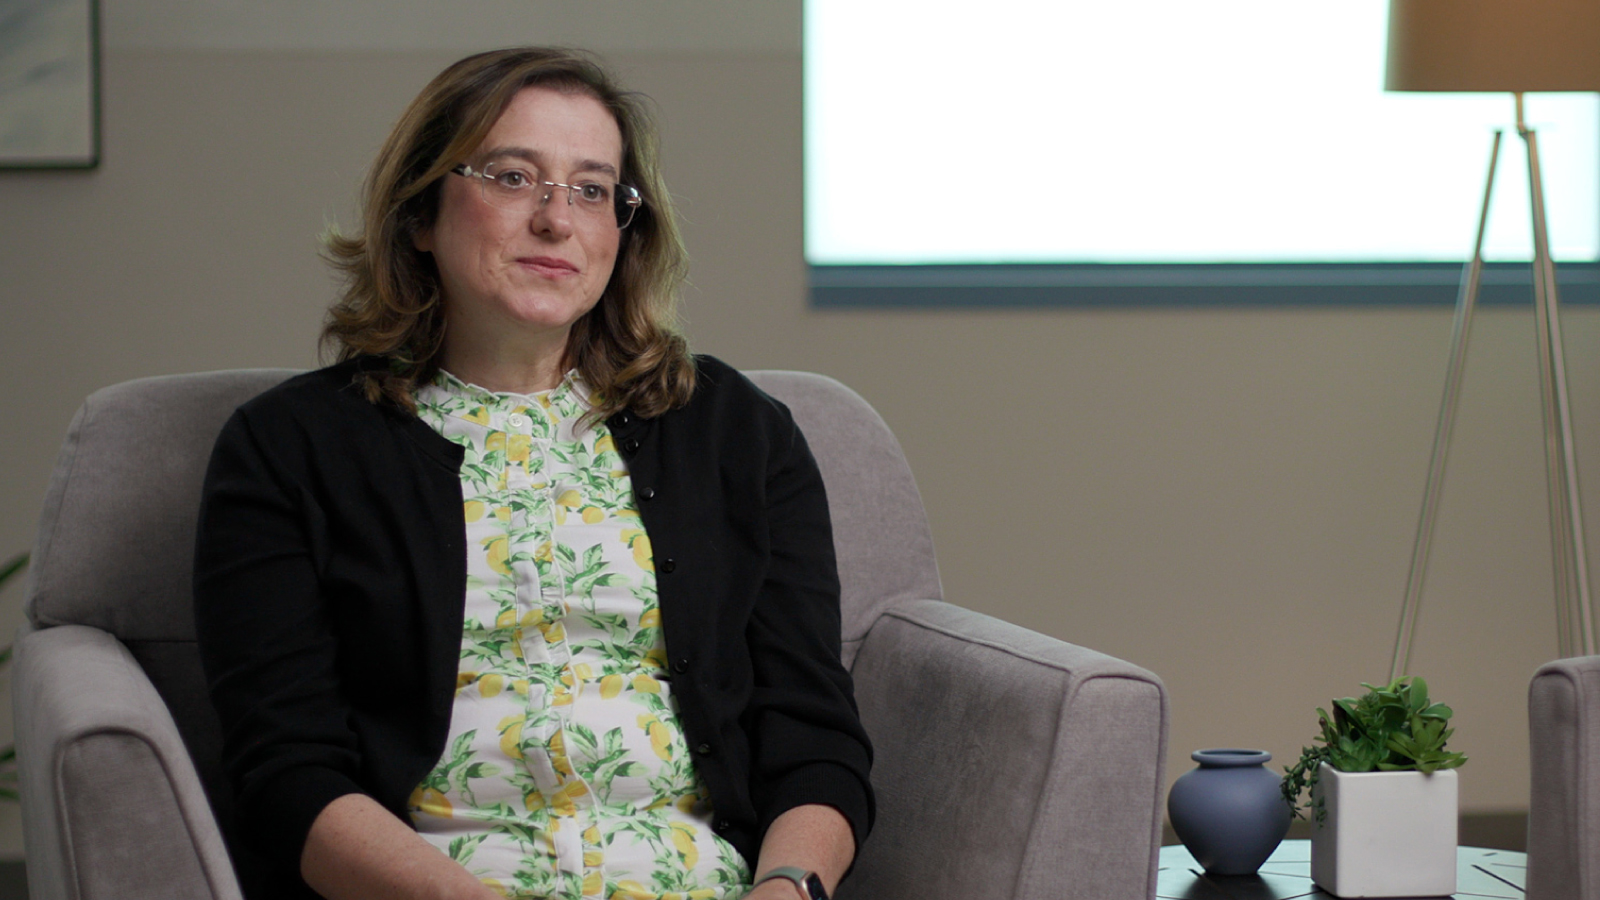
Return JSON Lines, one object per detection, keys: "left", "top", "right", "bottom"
{"left": 2, "top": 0, "right": 1594, "bottom": 859}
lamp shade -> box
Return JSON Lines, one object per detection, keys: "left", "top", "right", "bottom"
{"left": 1387, "top": 0, "right": 1600, "bottom": 91}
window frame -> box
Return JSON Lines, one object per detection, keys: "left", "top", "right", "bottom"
{"left": 808, "top": 262, "right": 1600, "bottom": 308}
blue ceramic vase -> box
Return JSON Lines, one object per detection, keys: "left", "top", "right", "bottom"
{"left": 1167, "top": 748, "right": 1290, "bottom": 875}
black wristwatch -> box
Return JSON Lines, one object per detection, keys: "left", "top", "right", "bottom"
{"left": 754, "top": 867, "right": 829, "bottom": 900}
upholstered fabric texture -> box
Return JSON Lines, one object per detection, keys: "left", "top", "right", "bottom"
{"left": 22, "top": 370, "right": 296, "bottom": 900}
{"left": 842, "top": 599, "right": 1166, "bottom": 900}
{"left": 28, "top": 369, "right": 301, "bottom": 639}
{"left": 17, "top": 367, "right": 1168, "bottom": 900}
{"left": 14, "top": 624, "right": 243, "bottom": 900}
{"left": 1527, "top": 655, "right": 1600, "bottom": 900}
{"left": 746, "top": 371, "right": 944, "bottom": 670}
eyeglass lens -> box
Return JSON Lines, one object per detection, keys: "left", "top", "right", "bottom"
{"left": 475, "top": 162, "right": 641, "bottom": 228}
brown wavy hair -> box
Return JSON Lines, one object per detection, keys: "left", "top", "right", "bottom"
{"left": 322, "top": 47, "right": 695, "bottom": 418}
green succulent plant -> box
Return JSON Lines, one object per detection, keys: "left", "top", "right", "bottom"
{"left": 1281, "top": 676, "right": 1467, "bottom": 821}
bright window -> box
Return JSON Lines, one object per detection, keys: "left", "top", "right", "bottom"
{"left": 804, "top": 0, "right": 1600, "bottom": 266}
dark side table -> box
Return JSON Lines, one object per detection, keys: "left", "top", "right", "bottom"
{"left": 1158, "top": 840, "right": 1526, "bottom": 899}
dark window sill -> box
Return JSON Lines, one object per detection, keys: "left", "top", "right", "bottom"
{"left": 809, "top": 263, "right": 1600, "bottom": 308}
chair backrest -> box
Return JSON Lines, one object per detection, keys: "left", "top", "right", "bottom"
{"left": 745, "top": 370, "right": 942, "bottom": 665}
{"left": 27, "top": 368, "right": 941, "bottom": 654}
{"left": 28, "top": 369, "right": 302, "bottom": 641}
{"left": 24, "top": 366, "right": 941, "bottom": 828}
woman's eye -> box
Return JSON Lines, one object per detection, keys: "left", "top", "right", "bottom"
{"left": 495, "top": 169, "right": 531, "bottom": 188}
{"left": 577, "top": 183, "right": 610, "bottom": 203}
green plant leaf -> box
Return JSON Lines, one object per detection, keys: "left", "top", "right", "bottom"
{"left": 0, "top": 553, "right": 26, "bottom": 590}
{"left": 0, "top": 552, "right": 24, "bottom": 807}
{"left": 1420, "top": 702, "right": 1453, "bottom": 720}
{"left": 1404, "top": 679, "right": 1424, "bottom": 712}
{"left": 1282, "top": 675, "right": 1468, "bottom": 819}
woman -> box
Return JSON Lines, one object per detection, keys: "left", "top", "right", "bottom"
{"left": 195, "top": 48, "right": 871, "bottom": 900}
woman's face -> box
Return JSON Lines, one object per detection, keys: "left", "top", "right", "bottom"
{"left": 416, "top": 86, "right": 625, "bottom": 359}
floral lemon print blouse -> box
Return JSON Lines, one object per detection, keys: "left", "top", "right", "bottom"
{"left": 411, "top": 371, "right": 752, "bottom": 900}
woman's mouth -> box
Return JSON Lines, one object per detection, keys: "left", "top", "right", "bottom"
{"left": 517, "top": 256, "right": 579, "bottom": 278}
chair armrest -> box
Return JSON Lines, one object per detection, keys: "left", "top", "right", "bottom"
{"left": 842, "top": 598, "right": 1168, "bottom": 900}
{"left": 14, "top": 624, "right": 242, "bottom": 900}
{"left": 1528, "top": 654, "right": 1600, "bottom": 900}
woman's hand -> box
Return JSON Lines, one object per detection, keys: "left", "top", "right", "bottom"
{"left": 301, "top": 793, "right": 503, "bottom": 900}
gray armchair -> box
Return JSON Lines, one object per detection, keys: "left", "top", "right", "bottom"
{"left": 1527, "top": 655, "right": 1600, "bottom": 900}
{"left": 16, "top": 368, "right": 1169, "bottom": 900}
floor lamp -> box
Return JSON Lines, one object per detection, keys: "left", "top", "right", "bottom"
{"left": 1386, "top": 0, "right": 1600, "bottom": 680}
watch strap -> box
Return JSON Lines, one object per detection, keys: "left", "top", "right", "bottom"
{"left": 754, "top": 867, "right": 829, "bottom": 900}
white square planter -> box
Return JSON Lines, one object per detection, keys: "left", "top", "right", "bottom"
{"left": 1310, "top": 764, "right": 1458, "bottom": 897}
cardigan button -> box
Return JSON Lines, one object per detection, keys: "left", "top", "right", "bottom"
{"left": 660, "top": 558, "right": 676, "bottom": 574}
{"left": 623, "top": 438, "right": 640, "bottom": 454}
{"left": 673, "top": 657, "right": 690, "bottom": 673}
{"left": 695, "top": 742, "right": 712, "bottom": 756}
{"left": 639, "top": 486, "right": 656, "bottom": 501}
{"left": 715, "top": 819, "right": 730, "bottom": 832}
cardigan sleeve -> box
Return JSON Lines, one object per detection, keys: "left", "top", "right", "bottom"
{"left": 742, "top": 413, "right": 875, "bottom": 850}
{"left": 193, "top": 403, "right": 370, "bottom": 872}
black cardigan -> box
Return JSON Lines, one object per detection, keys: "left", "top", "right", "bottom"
{"left": 194, "top": 355, "right": 873, "bottom": 895}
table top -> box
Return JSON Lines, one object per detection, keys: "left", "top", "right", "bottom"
{"left": 1158, "top": 840, "right": 1527, "bottom": 899}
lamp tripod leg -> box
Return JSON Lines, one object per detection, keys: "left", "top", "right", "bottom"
{"left": 1391, "top": 131, "right": 1502, "bottom": 683}
{"left": 1520, "top": 92, "right": 1595, "bottom": 658}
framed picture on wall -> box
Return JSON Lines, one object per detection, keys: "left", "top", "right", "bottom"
{"left": 0, "top": 0, "right": 99, "bottom": 169}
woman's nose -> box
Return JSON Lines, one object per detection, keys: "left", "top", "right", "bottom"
{"left": 530, "top": 185, "right": 575, "bottom": 237}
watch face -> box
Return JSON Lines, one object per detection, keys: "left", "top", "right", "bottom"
{"left": 801, "top": 873, "right": 829, "bottom": 900}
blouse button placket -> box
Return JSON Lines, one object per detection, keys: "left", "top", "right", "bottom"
{"left": 502, "top": 400, "right": 566, "bottom": 847}
{"left": 418, "top": 377, "right": 725, "bottom": 896}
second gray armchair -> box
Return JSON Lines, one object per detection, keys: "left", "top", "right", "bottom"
{"left": 1528, "top": 654, "right": 1600, "bottom": 900}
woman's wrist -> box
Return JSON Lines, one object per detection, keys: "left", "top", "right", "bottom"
{"left": 752, "top": 867, "right": 827, "bottom": 900}
{"left": 749, "top": 805, "right": 851, "bottom": 900}
{"left": 302, "top": 794, "right": 499, "bottom": 900}
{"left": 749, "top": 877, "right": 808, "bottom": 900}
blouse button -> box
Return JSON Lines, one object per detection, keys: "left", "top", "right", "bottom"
{"left": 639, "top": 487, "right": 656, "bottom": 501}
{"left": 659, "top": 558, "right": 676, "bottom": 574}
{"left": 507, "top": 413, "right": 530, "bottom": 430}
